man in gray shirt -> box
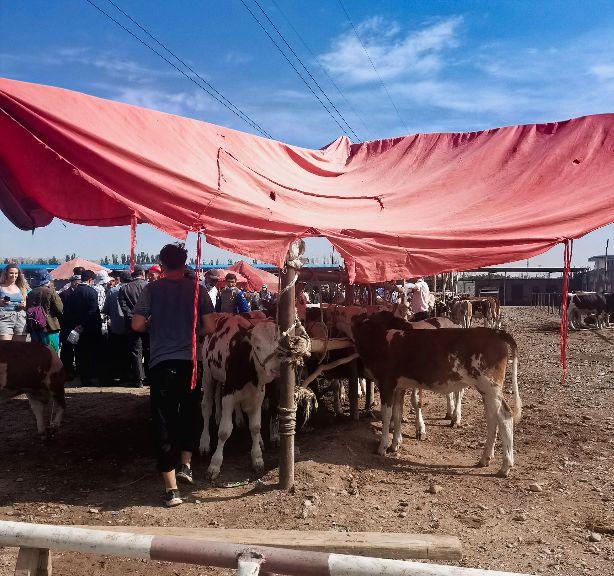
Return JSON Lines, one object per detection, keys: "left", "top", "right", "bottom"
{"left": 132, "top": 243, "right": 214, "bottom": 507}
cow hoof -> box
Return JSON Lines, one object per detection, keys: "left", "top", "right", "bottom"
{"left": 444, "top": 412, "right": 453, "bottom": 420}
{"left": 252, "top": 461, "right": 264, "bottom": 474}
{"left": 389, "top": 443, "right": 400, "bottom": 454}
{"left": 476, "top": 458, "right": 491, "bottom": 468}
{"left": 206, "top": 467, "right": 221, "bottom": 480}
{"left": 199, "top": 443, "right": 210, "bottom": 456}
{"left": 416, "top": 431, "right": 426, "bottom": 441}
{"left": 376, "top": 446, "right": 388, "bottom": 456}
{"left": 496, "top": 467, "right": 511, "bottom": 478}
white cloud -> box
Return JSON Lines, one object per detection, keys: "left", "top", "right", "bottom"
{"left": 590, "top": 64, "right": 614, "bottom": 81}
{"left": 0, "top": 47, "right": 174, "bottom": 82}
{"left": 108, "top": 86, "right": 220, "bottom": 117}
{"left": 318, "top": 16, "right": 461, "bottom": 85}
{"left": 224, "top": 50, "right": 253, "bottom": 65}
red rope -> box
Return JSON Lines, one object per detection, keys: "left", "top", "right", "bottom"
{"left": 129, "top": 214, "right": 137, "bottom": 272}
{"left": 190, "top": 231, "right": 202, "bottom": 390}
{"left": 560, "top": 239, "right": 573, "bottom": 382}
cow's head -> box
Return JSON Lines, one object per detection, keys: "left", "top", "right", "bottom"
{"left": 250, "top": 321, "right": 284, "bottom": 381}
{"left": 324, "top": 305, "right": 367, "bottom": 340}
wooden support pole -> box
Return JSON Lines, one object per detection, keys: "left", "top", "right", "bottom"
{"left": 278, "top": 240, "right": 304, "bottom": 491}
{"left": 348, "top": 359, "right": 359, "bottom": 421}
{"left": 15, "top": 547, "right": 51, "bottom": 576}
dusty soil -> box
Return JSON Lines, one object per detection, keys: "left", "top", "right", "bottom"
{"left": 1, "top": 307, "right": 613, "bottom": 576}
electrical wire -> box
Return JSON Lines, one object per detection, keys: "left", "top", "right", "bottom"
{"left": 336, "top": 0, "right": 409, "bottom": 134}
{"left": 270, "top": 0, "right": 372, "bottom": 141}
{"left": 238, "top": 0, "right": 350, "bottom": 138}
{"left": 83, "top": 0, "right": 273, "bottom": 138}
{"left": 251, "top": 0, "right": 360, "bottom": 141}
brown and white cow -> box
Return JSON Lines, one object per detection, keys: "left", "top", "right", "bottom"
{"left": 567, "top": 292, "right": 611, "bottom": 329}
{"left": 0, "top": 341, "right": 66, "bottom": 438}
{"left": 347, "top": 312, "right": 521, "bottom": 477}
{"left": 199, "top": 314, "right": 282, "bottom": 479}
{"left": 324, "top": 306, "right": 464, "bottom": 433}
{"left": 451, "top": 299, "right": 473, "bottom": 328}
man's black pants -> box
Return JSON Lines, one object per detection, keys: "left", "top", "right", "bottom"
{"left": 127, "top": 332, "right": 146, "bottom": 384}
{"left": 149, "top": 360, "right": 201, "bottom": 473}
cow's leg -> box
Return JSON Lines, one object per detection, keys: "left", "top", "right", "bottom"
{"left": 445, "top": 393, "right": 455, "bottom": 419}
{"left": 390, "top": 389, "right": 405, "bottom": 453}
{"left": 332, "top": 379, "right": 344, "bottom": 415}
{"left": 246, "top": 398, "right": 265, "bottom": 473}
{"left": 477, "top": 390, "right": 499, "bottom": 469}
{"left": 410, "top": 388, "right": 426, "bottom": 440}
{"left": 450, "top": 389, "right": 464, "bottom": 427}
{"left": 377, "top": 402, "right": 392, "bottom": 455}
{"left": 358, "top": 378, "right": 366, "bottom": 397}
{"left": 365, "top": 380, "right": 375, "bottom": 410}
{"left": 26, "top": 394, "right": 47, "bottom": 437}
{"left": 199, "top": 374, "right": 215, "bottom": 455}
{"left": 49, "top": 386, "right": 66, "bottom": 436}
{"left": 495, "top": 395, "right": 515, "bottom": 478}
{"left": 214, "top": 382, "right": 222, "bottom": 425}
{"left": 207, "top": 395, "right": 235, "bottom": 479}
{"left": 234, "top": 405, "right": 245, "bottom": 427}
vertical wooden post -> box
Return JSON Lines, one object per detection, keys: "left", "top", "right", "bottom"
{"left": 348, "top": 360, "right": 359, "bottom": 421}
{"left": 15, "top": 547, "right": 51, "bottom": 576}
{"left": 278, "top": 240, "right": 303, "bottom": 490}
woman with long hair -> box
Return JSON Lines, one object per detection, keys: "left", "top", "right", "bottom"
{"left": 0, "top": 263, "right": 30, "bottom": 341}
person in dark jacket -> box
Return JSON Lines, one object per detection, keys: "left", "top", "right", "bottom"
{"left": 217, "top": 273, "right": 250, "bottom": 314}
{"left": 119, "top": 266, "right": 148, "bottom": 387}
{"left": 102, "top": 271, "right": 131, "bottom": 383}
{"left": 58, "top": 266, "right": 86, "bottom": 376}
{"left": 26, "top": 268, "right": 63, "bottom": 352}
{"left": 62, "top": 269, "right": 101, "bottom": 386}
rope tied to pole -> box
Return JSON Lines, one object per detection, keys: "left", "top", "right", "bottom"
{"left": 190, "top": 230, "right": 203, "bottom": 390}
{"left": 129, "top": 214, "right": 137, "bottom": 273}
{"left": 277, "top": 318, "right": 311, "bottom": 367}
{"left": 277, "top": 406, "right": 297, "bottom": 436}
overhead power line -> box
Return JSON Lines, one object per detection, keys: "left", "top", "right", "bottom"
{"left": 83, "top": 0, "right": 273, "bottom": 138}
{"left": 270, "top": 0, "right": 372, "bottom": 141}
{"left": 249, "top": 0, "right": 360, "bottom": 141}
{"left": 238, "top": 0, "right": 353, "bottom": 139}
{"left": 336, "top": 0, "right": 410, "bottom": 135}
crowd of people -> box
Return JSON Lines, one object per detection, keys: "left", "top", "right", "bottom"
{"left": 1, "top": 251, "right": 429, "bottom": 507}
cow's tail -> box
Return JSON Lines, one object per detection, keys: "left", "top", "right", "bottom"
{"left": 498, "top": 330, "right": 522, "bottom": 423}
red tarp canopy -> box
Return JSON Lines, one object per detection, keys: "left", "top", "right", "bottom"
{"left": 50, "top": 257, "right": 110, "bottom": 280}
{"left": 208, "top": 268, "right": 249, "bottom": 288}
{"left": 1, "top": 77, "right": 613, "bottom": 283}
{"left": 227, "top": 261, "right": 279, "bottom": 293}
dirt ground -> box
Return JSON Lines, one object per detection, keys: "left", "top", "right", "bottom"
{"left": 1, "top": 307, "right": 612, "bottom": 576}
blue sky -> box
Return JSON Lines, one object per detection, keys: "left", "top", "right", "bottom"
{"left": 1, "top": 0, "right": 613, "bottom": 267}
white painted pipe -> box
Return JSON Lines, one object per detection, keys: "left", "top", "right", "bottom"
{"left": 0, "top": 521, "right": 534, "bottom": 576}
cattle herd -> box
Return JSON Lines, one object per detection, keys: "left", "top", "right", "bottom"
{"left": 1, "top": 289, "right": 612, "bottom": 482}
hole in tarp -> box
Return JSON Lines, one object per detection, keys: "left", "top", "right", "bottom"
{"left": 270, "top": 191, "right": 276, "bottom": 201}
{"left": 572, "top": 158, "right": 581, "bottom": 164}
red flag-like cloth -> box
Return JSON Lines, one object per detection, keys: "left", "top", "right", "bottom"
{"left": 1, "top": 78, "right": 613, "bottom": 282}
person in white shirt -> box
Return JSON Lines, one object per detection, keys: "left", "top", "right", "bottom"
{"left": 410, "top": 277, "right": 430, "bottom": 321}
{"left": 202, "top": 270, "right": 220, "bottom": 309}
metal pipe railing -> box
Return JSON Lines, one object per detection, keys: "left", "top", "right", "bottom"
{"left": 0, "top": 521, "right": 533, "bottom": 576}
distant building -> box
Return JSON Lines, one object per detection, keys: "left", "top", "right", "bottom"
{"left": 588, "top": 254, "right": 614, "bottom": 270}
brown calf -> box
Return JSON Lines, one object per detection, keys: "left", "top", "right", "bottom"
{"left": 351, "top": 312, "right": 521, "bottom": 477}
{"left": 0, "top": 341, "right": 66, "bottom": 437}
